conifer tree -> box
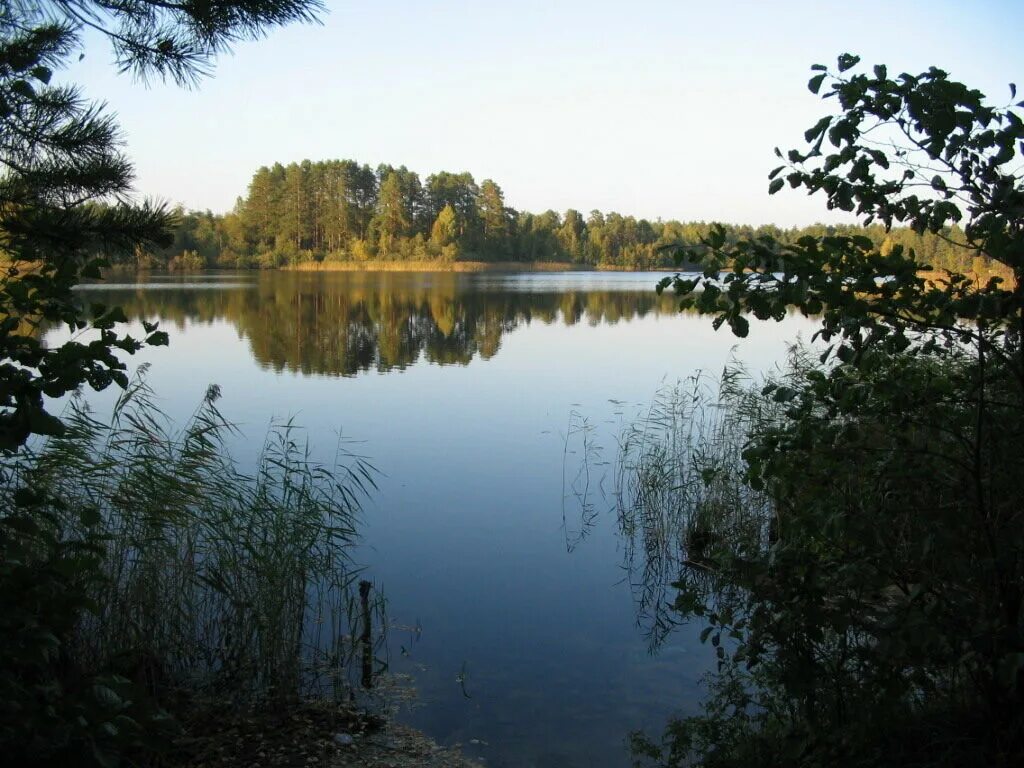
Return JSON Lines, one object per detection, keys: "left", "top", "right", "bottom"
{"left": 0, "top": 0, "right": 321, "bottom": 449}
{"left": 478, "top": 178, "right": 509, "bottom": 257}
{"left": 374, "top": 171, "right": 410, "bottom": 255}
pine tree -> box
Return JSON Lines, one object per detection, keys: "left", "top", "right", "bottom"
{"left": 478, "top": 179, "right": 510, "bottom": 258}
{"left": 242, "top": 166, "right": 275, "bottom": 251}
{"left": 0, "top": 1, "right": 322, "bottom": 450}
{"left": 558, "top": 209, "right": 587, "bottom": 263}
{"left": 374, "top": 171, "right": 410, "bottom": 256}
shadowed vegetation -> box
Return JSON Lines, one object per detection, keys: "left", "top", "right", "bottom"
{"left": 1, "top": 373, "right": 381, "bottom": 764}
{"left": 626, "top": 56, "right": 1024, "bottom": 768}
{"left": 615, "top": 367, "right": 777, "bottom": 651}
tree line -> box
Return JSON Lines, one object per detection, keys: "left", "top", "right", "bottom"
{"left": 144, "top": 159, "right": 1000, "bottom": 274}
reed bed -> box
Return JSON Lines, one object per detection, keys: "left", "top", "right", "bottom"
{"left": 614, "top": 363, "right": 786, "bottom": 648}
{"left": 0, "top": 369, "right": 380, "bottom": 705}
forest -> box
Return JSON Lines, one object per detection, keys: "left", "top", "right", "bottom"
{"left": 147, "top": 159, "right": 997, "bottom": 274}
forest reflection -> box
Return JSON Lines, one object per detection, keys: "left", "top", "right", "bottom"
{"left": 79, "top": 271, "right": 682, "bottom": 376}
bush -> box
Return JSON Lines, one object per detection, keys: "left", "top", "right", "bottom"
{"left": 0, "top": 374, "right": 378, "bottom": 764}
{"left": 0, "top": 507, "right": 170, "bottom": 767}
{"left": 626, "top": 349, "right": 1024, "bottom": 767}
{"left": 634, "top": 55, "right": 1024, "bottom": 767}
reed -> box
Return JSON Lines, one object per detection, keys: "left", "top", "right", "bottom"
{"left": 0, "top": 369, "right": 380, "bottom": 706}
{"left": 614, "top": 361, "right": 787, "bottom": 648}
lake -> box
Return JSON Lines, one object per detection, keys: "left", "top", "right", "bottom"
{"left": 64, "top": 269, "right": 816, "bottom": 767}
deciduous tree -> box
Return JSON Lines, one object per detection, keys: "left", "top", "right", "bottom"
{"left": 638, "top": 55, "right": 1024, "bottom": 768}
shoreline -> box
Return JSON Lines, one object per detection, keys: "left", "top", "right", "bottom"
{"left": 282, "top": 259, "right": 641, "bottom": 273}
{"left": 85, "top": 261, "right": 1015, "bottom": 286}
{"left": 173, "top": 699, "right": 483, "bottom": 768}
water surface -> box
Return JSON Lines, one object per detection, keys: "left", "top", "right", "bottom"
{"left": 65, "top": 270, "right": 814, "bottom": 767}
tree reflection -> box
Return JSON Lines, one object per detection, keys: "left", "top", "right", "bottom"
{"left": 77, "top": 272, "right": 679, "bottom": 376}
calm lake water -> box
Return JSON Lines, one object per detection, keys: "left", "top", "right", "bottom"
{"left": 63, "top": 270, "right": 815, "bottom": 767}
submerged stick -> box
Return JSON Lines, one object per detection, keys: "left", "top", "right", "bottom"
{"left": 359, "top": 579, "right": 373, "bottom": 689}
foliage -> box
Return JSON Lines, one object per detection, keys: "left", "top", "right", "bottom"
{"left": 0, "top": 504, "right": 172, "bottom": 767}
{"left": 0, "top": 374, "right": 378, "bottom": 763}
{"left": 633, "top": 56, "right": 1024, "bottom": 767}
{"left": 0, "top": 9, "right": 169, "bottom": 450}
{"left": 0, "top": 0, "right": 322, "bottom": 451}
{"left": 30, "top": 0, "right": 323, "bottom": 87}
{"left": 659, "top": 54, "right": 1023, "bottom": 356}
{"left": 140, "top": 157, "right": 1007, "bottom": 273}
{"left": 1, "top": 2, "right": 329, "bottom": 765}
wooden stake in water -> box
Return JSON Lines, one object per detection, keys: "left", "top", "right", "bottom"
{"left": 359, "top": 580, "right": 373, "bottom": 689}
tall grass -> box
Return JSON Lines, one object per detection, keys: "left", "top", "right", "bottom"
{"left": 0, "top": 369, "right": 380, "bottom": 706}
{"left": 614, "top": 362, "right": 788, "bottom": 648}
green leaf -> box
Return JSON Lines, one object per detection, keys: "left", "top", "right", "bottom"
{"left": 106, "top": 306, "right": 128, "bottom": 324}
{"left": 837, "top": 53, "right": 860, "bottom": 72}
{"left": 773, "top": 386, "right": 797, "bottom": 403}
{"left": 769, "top": 178, "right": 785, "bottom": 195}
{"left": 804, "top": 116, "right": 832, "bottom": 143}
{"left": 808, "top": 73, "right": 827, "bottom": 95}
{"left": 731, "top": 315, "right": 750, "bottom": 337}
{"left": 29, "top": 409, "right": 66, "bottom": 437}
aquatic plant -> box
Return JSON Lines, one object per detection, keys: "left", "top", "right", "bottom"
{"left": 614, "top": 361, "right": 783, "bottom": 650}
{"left": 1, "top": 370, "right": 380, "bottom": 708}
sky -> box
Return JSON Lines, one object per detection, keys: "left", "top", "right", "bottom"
{"left": 65, "top": 0, "right": 1024, "bottom": 227}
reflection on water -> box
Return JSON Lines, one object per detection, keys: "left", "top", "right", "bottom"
{"left": 75, "top": 271, "right": 682, "bottom": 376}
{"left": 55, "top": 270, "right": 814, "bottom": 768}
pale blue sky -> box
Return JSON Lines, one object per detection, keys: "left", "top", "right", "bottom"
{"left": 66, "top": 0, "right": 1023, "bottom": 226}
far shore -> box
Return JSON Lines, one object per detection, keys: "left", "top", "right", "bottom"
{"left": 282, "top": 260, "right": 661, "bottom": 273}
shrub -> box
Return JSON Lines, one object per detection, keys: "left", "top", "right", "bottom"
{"left": 0, "top": 374, "right": 378, "bottom": 764}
